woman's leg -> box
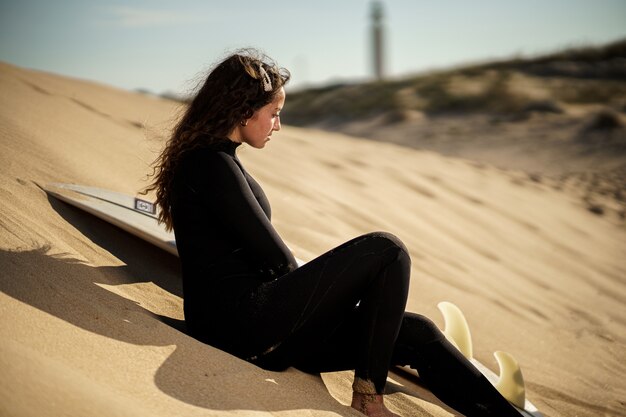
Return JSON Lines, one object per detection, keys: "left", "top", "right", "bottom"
{"left": 234, "top": 232, "right": 410, "bottom": 393}
{"left": 214, "top": 231, "right": 410, "bottom": 417}
{"left": 391, "top": 313, "right": 523, "bottom": 417}
{"left": 295, "top": 313, "right": 523, "bottom": 417}
{"left": 224, "top": 231, "right": 521, "bottom": 416}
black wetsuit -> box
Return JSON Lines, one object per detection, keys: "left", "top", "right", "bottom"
{"left": 170, "top": 138, "right": 522, "bottom": 417}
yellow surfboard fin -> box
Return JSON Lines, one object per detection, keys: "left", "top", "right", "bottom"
{"left": 437, "top": 301, "right": 473, "bottom": 359}
{"left": 437, "top": 301, "right": 527, "bottom": 410}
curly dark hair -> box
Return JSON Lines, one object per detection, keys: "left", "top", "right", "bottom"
{"left": 144, "top": 49, "right": 290, "bottom": 231}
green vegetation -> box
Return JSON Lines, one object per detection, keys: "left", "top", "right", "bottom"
{"left": 282, "top": 38, "right": 626, "bottom": 126}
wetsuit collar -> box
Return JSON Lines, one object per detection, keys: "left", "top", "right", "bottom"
{"left": 224, "top": 139, "right": 241, "bottom": 156}
{"left": 210, "top": 138, "right": 241, "bottom": 156}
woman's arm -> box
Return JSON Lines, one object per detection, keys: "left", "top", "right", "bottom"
{"left": 188, "top": 150, "right": 298, "bottom": 278}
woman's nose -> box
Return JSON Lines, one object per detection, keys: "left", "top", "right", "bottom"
{"left": 274, "top": 117, "right": 281, "bottom": 131}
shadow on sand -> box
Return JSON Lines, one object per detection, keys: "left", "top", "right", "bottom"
{"left": 0, "top": 193, "right": 445, "bottom": 416}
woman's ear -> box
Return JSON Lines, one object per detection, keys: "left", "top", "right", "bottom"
{"left": 242, "top": 108, "right": 254, "bottom": 120}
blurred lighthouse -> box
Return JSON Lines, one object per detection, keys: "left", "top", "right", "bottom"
{"left": 371, "top": 1, "right": 385, "bottom": 81}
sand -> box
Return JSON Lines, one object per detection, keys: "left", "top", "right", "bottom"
{"left": 0, "top": 61, "right": 625, "bottom": 417}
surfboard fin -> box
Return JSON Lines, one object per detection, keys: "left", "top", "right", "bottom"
{"left": 437, "top": 301, "right": 527, "bottom": 410}
{"left": 494, "top": 350, "right": 526, "bottom": 409}
{"left": 437, "top": 301, "right": 473, "bottom": 359}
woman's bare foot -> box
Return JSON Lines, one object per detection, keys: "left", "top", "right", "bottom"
{"left": 350, "top": 392, "right": 400, "bottom": 417}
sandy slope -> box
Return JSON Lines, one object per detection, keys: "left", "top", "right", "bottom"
{"left": 1, "top": 62, "right": 625, "bottom": 417}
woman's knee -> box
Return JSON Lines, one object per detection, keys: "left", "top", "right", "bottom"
{"left": 362, "top": 231, "right": 411, "bottom": 290}
{"left": 363, "top": 231, "right": 410, "bottom": 258}
{"left": 401, "top": 312, "right": 445, "bottom": 345}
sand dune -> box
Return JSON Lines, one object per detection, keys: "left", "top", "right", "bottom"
{"left": 1, "top": 61, "right": 625, "bottom": 417}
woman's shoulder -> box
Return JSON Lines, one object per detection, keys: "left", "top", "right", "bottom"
{"left": 173, "top": 140, "right": 245, "bottom": 196}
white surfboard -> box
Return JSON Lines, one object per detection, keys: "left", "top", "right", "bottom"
{"left": 44, "top": 183, "right": 178, "bottom": 256}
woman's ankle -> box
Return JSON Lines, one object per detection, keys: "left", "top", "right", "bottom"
{"left": 351, "top": 392, "right": 399, "bottom": 417}
{"left": 351, "top": 377, "right": 399, "bottom": 417}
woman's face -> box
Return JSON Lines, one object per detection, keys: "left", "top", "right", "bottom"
{"left": 233, "top": 87, "right": 285, "bottom": 149}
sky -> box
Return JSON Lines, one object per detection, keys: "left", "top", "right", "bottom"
{"left": 1, "top": 0, "right": 625, "bottom": 95}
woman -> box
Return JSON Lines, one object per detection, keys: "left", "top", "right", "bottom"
{"left": 146, "top": 50, "right": 523, "bottom": 417}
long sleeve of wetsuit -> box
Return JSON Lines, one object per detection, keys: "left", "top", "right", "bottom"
{"left": 182, "top": 149, "right": 298, "bottom": 279}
